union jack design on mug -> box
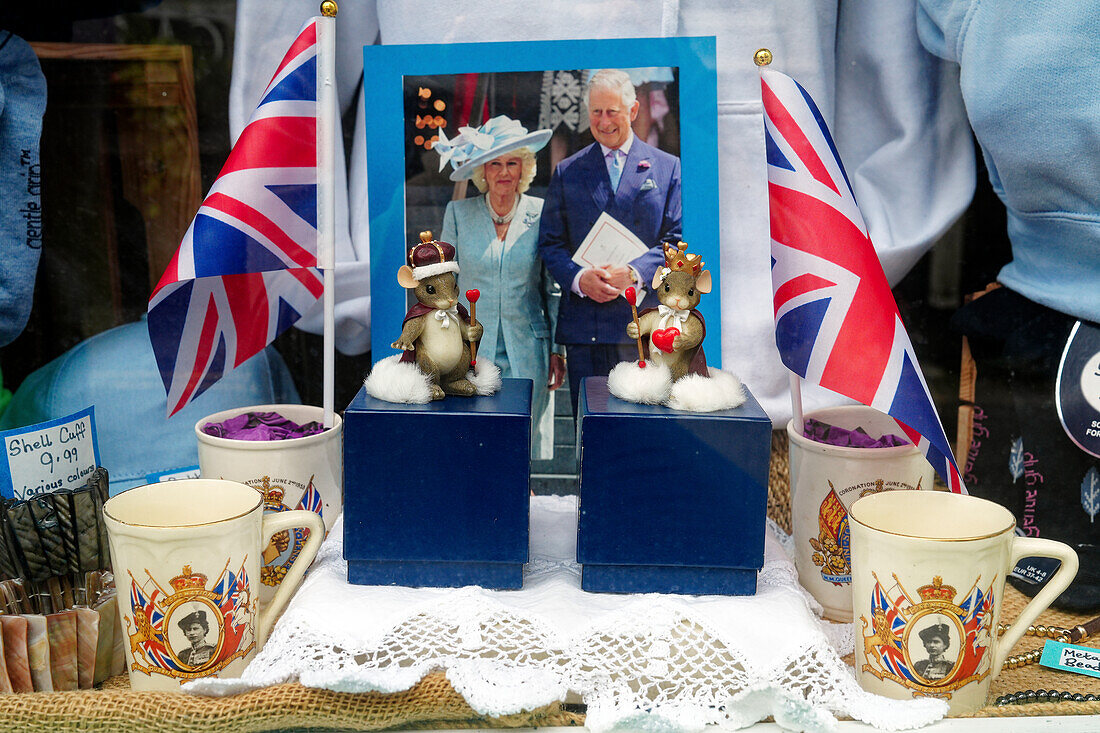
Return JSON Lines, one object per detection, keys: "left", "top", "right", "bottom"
{"left": 257, "top": 475, "right": 325, "bottom": 587}
{"left": 861, "top": 574, "right": 994, "bottom": 697}
{"left": 127, "top": 562, "right": 255, "bottom": 680}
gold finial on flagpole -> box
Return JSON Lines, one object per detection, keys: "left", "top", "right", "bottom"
{"left": 754, "top": 48, "right": 773, "bottom": 66}
{"left": 320, "top": 0, "right": 338, "bottom": 17}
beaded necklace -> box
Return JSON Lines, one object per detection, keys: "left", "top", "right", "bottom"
{"left": 486, "top": 193, "right": 519, "bottom": 226}
{"left": 993, "top": 616, "right": 1100, "bottom": 706}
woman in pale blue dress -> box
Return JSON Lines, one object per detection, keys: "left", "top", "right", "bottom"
{"left": 437, "top": 116, "right": 565, "bottom": 459}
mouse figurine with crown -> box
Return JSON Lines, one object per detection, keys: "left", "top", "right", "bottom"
{"left": 608, "top": 240, "right": 744, "bottom": 411}
{"left": 363, "top": 232, "right": 500, "bottom": 403}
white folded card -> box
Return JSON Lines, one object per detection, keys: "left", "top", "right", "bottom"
{"left": 571, "top": 212, "right": 649, "bottom": 269}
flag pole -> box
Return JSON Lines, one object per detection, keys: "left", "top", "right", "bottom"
{"left": 789, "top": 372, "right": 804, "bottom": 433}
{"left": 757, "top": 48, "right": 805, "bottom": 431}
{"left": 318, "top": 1, "right": 338, "bottom": 428}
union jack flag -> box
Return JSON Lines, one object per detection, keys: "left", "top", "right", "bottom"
{"left": 868, "top": 578, "right": 917, "bottom": 684}
{"left": 129, "top": 578, "right": 183, "bottom": 672}
{"left": 212, "top": 561, "right": 251, "bottom": 661}
{"left": 211, "top": 565, "right": 237, "bottom": 610}
{"left": 148, "top": 18, "right": 331, "bottom": 416}
{"left": 295, "top": 475, "right": 323, "bottom": 515}
{"left": 294, "top": 476, "right": 324, "bottom": 542}
{"left": 762, "top": 68, "right": 965, "bottom": 492}
{"left": 955, "top": 580, "right": 994, "bottom": 680}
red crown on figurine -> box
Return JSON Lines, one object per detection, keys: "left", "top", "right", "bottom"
{"left": 170, "top": 565, "right": 208, "bottom": 593}
{"left": 663, "top": 241, "right": 702, "bottom": 276}
{"left": 917, "top": 576, "right": 956, "bottom": 602}
{"left": 407, "top": 231, "right": 459, "bottom": 280}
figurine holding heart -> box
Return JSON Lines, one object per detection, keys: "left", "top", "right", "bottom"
{"left": 613, "top": 241, "right": 745, "bottom": 412}
{"left": 650, "top": 327, "right": 680, "bottom": 354}
{"left": 624, "top": 241, "right": 709, "bottom": 380}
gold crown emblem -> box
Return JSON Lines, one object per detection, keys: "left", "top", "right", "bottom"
{"left": 663, "top": 241, "right": 702, "bottom": 275}
{"left": 169, "top": 565, "right": 208, "bottom": 593}
{"left": 258, "top": 476, "right": 285, "bottom": 508}
{"left": 917, "top": 576, "right": 956, "bottom": 602}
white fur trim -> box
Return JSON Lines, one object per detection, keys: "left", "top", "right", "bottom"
{"left": 666, "top": 368, "right": 746, "bottom": 412}
{"left": 412, "top": 261, "right": 459, "bottom": 280}
{"left": 363, "top": 355, "right": 432, "bottom": 404}
{"left": 467, "top": 358, "right": 502, "bottom": 395}
{"left": 607, "top": 360, "right": 672, "bottom": 404}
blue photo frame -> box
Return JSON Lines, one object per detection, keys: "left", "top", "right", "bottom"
{"left": 363, "top": 37, "right": 720, "bottom": 365}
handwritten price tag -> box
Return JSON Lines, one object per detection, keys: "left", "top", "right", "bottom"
{"left": 0, "top": 407, "right": 101, "bottom": 500}
{"left": 146, "top": 465, "right": 200, "bottom": 483}
{"left": 1040, "top": 640, "right": 1100, "bottom": 680}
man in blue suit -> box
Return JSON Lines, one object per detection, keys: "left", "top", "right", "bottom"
{"left": 538, "top": 68, "right": 683, "bottom": 415}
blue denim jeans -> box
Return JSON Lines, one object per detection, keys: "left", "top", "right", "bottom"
{"left": 0, "top": 32, "right": 46, "bottom": 347}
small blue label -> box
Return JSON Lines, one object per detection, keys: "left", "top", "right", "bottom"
{"left": 1040, "top": 641, "right": 1100, "bottom": 680}
{"left": 1011, "top": 556, "right": 1061, "bottom": 585}
{"left": 0, "top": 406, "right": 101, "bottom": 499}
{"left": 146, "top": 465, "right": 201, "bottom": 483}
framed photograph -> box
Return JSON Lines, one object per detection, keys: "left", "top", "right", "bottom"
{"left": 904, "top": 611, "right": 963, "bottom": 686}
{"left": 165, "top": 600, "right": 224, "bottom": 671}
{"left": 363, "top": 36, "right": 721, "bottom": 363}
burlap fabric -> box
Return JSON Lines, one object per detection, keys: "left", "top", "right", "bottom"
{"left": 769, "top": 430, "right": 792, "bottom": 534}
{"left": 0, "top": 432, "right": 1094, "bottom": 729}
{"left": 0, "top": 672, "right": 584, "bottom": 732}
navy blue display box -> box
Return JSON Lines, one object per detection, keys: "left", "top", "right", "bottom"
{"left": 577, "top": 377, "right": 771, "bottom": 595}
{"left": 343, "top": 378, "right": 532, "bottom": 589}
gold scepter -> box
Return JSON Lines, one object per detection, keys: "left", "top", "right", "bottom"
{"left": 625, "top": 286, "right": 645, "bottom": 368}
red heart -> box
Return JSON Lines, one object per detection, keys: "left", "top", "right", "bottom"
{"left": 466, "top": 289, "right": 481, "bottom": 303}
{"left": 651, "top": 327, "right": 679, "bottom": 353}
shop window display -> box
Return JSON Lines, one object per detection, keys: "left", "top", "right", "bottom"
{"left": 0, "top": 0, "right": 1097, "bottom": 727}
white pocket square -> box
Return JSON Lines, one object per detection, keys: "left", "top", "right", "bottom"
{"left": 640, "top": 179, "right": 658, "bottom": 191}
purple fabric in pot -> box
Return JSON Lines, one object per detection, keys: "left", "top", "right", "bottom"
{"left": 201, "top": 411, "right": 326, "bottom": 441}
{"left": 803, "top": 417, "right": 909, "bottom": 448}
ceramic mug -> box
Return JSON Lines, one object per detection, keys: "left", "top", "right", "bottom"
{"left": 103, "top": 479, "right": 324, "bottom": 691}
{"left": 850, "top": 490, "right": 1078, "bottom": 714}
{"left": 195, "top": 404, "right": 342, "bottom": 609}
{"left": 787, "top": 405, "right": 935, "bottom": 621}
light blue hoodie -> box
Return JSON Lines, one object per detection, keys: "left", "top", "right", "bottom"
{"left": 919, "top": 1, "right": 1100, "bottom": 323}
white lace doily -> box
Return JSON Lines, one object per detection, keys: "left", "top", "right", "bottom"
{"left": 188, "top": 495, "right": 946, "bottom": 732}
